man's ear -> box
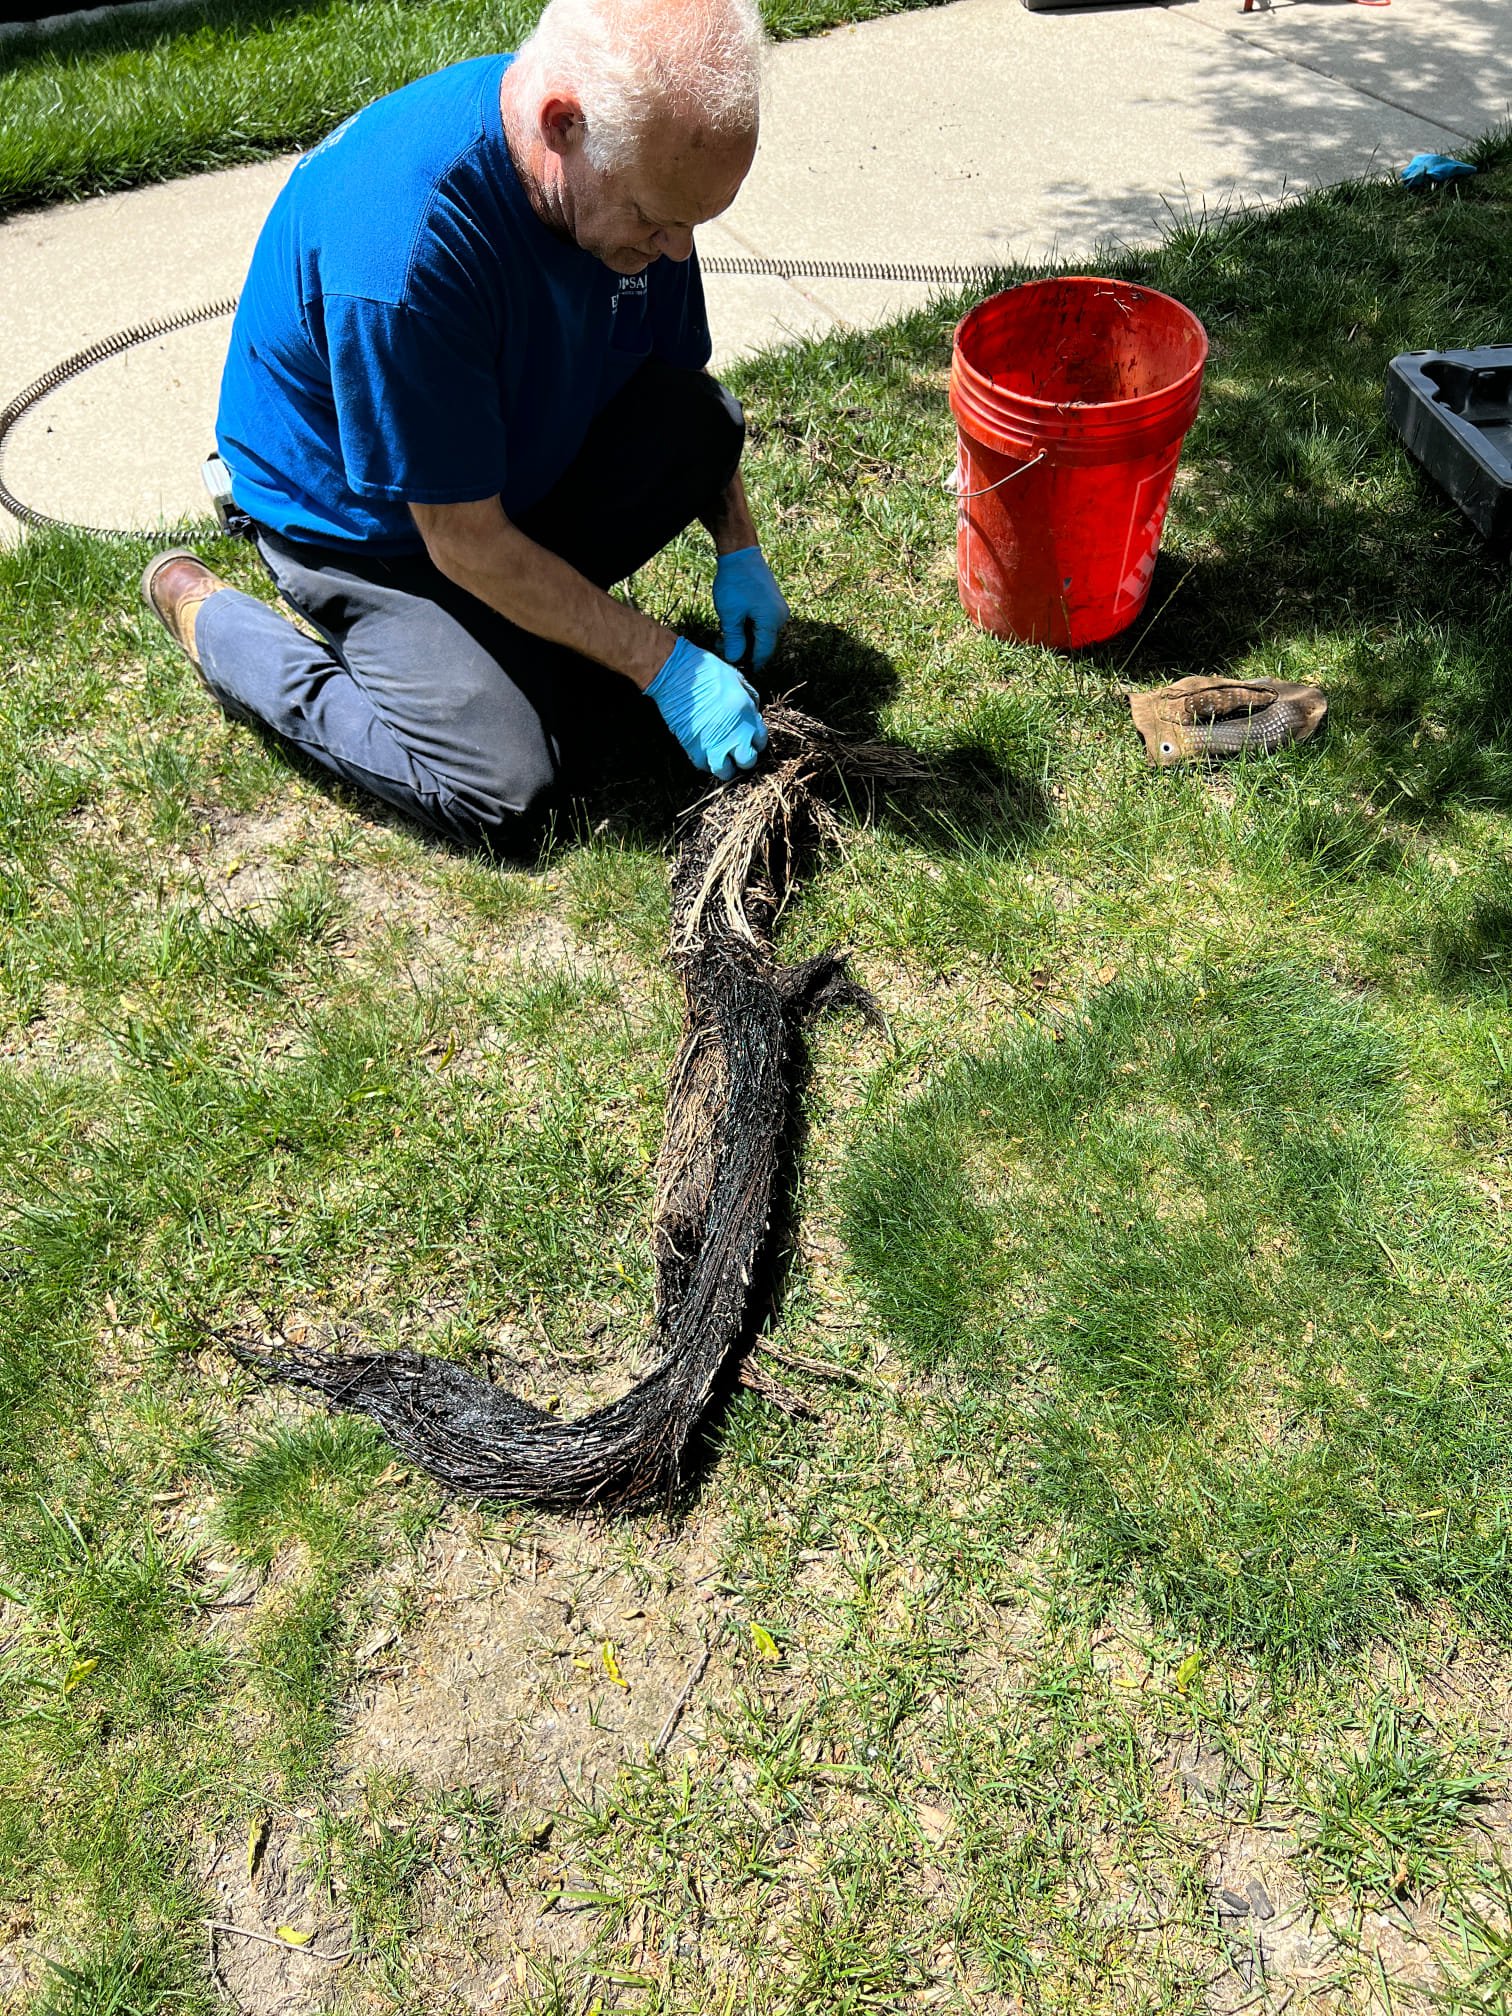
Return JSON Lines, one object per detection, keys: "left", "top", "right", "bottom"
{"left": 539, "top": 93, "right": 586, "bottom": 157}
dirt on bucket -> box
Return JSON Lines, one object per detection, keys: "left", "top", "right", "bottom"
{"left": 950, "top": 277, "right": 1208, "bottom": 649}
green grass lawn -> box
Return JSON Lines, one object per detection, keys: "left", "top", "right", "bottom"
{"left": 4, "top": 137, "right": 1512, "bottom": 2014}
{"left": 0, "top": 0, "right": 950, "bottom": 218}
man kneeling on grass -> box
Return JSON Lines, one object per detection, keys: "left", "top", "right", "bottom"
{"left": 142, "top": 0, "right": 787, "bottom": 849}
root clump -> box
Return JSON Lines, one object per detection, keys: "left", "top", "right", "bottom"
{"left": 231, "top": 707, "right": 915, "bottom": 1510}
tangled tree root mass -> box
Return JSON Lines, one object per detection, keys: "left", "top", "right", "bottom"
{"left": 230, "top": 708, "right": 916, "bottom": 1510}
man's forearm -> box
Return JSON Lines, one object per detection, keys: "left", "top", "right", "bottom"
{"left": 411, "top": 496, "right": 676, "bottom": 691}
{"left": 700, "top": 467, "right": 759, "bottom": 555}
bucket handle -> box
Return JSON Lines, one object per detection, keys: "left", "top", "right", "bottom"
{"left": 948, "top": 449, "right": 1047, "bottom": 502}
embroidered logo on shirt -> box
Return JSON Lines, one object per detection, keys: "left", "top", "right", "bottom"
{"left": 295, "top": 113, "right": 360, "bottom": 171}
{"left": 610, "top": 275, "right": 650, "bottom": 314}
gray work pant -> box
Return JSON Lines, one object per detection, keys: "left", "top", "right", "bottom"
{"left": 196, "top": 359, "right": 745, "bottom": 851}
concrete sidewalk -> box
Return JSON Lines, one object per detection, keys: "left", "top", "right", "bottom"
{"left": 1, "top": 0, "right": 1505, "bottom": 540}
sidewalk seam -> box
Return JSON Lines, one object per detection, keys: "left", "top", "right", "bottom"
{"left": 1159, "top": 3, "right": 1478, "bottom": 146}
{"left": 703, "top": 216, "right": 847, "bottom": 328}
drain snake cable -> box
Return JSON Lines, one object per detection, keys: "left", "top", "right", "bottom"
{"left": 0, "top": 255, "right": 1009, "bottom": 539}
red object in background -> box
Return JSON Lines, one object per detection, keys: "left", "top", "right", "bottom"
{"left": 949, "top": 277, "right": 1208, "bottom": 649}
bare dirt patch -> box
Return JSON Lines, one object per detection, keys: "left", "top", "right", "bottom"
{"left": 194, "top": 807, "right": 313, "bottom": 914}
{"left": 203, "top": 1822, "right": 347, "bottom": 2016}
{"left": 333, "top": 1509, "right": 737, "bottom": 1995}
{"left": 0, "top": 977, "right": 121, "bottom": 1076}
{"left": 504, "top": 912, "right": 588, "bottom": 974}
{"left": 1200, "top": 1823, "right": 1323, "bottom": 2008}
{"left": 337, "top": 863, "right": 472, "bottom": 982}
{"left": 344, "top": 1513, "right": 726, "bottom": 1807}
{"left": 0, "top": 1902, "right": 41, "bottom": 2010}
{"left": 336, "top": 861, "right": 629, "bottom": 997}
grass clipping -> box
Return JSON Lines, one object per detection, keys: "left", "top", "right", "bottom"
{"left": 230, "top": 707, "right": 915, "bottom": 1510}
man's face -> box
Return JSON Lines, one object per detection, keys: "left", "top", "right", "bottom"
{"left": 551, "top": 111, "right": 757, "bottom": 275}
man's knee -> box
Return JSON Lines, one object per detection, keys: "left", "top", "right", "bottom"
{"left": 592, "top": 356, "right": 745, "bottom": 500}
{"left": 674, "top": 368, "right": 746, "bottom": 498}
{"left": 434, "top": 736, "right": 560, "bottom": 853}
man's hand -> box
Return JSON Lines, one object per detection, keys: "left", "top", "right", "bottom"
{"left": 712, "top": 546, "right": 789, "bottom": 673}
{"left": 647, "top": 637, "right": 768, "bottom": 780}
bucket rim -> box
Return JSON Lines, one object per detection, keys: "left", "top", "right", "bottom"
{"left": 951, "top": 274, "right": 1210, "bottom": 421}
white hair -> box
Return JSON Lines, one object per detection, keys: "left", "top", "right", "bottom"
{"left": 511, "top": 0, "right": 764, "bottom": 172}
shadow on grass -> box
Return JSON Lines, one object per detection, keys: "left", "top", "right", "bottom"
{"left": 1427, "top": 859, "right": 1512, "bottom": 997}
{"left": 1, "top": 0, "right": 339, "bottom": 71}
{"left": 842, "top": 959, "right": 1512, "bottom": 1662}
{"left": 251, "top": 609, "right": 1048, "bottom": 877}
{"left": 1100, "top": 560, "right": 1512, "bottom": 831}
{"left": 1091, "top": 161, "right": 1512, "bottom": 819}
{"left": 820, "top": 146, "right": 1512, "bottom": 825}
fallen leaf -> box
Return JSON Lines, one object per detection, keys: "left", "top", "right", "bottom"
{"left": 750, "top": 1622, "right": 781, "bottom": 1662}
{"left": 1175, "top": 1650, "right": 1202, "bottom": 1694}
{"left": 602, "top": 1641, "right": 628, "bottom": 1688}
{"left": 63, "top": 1657, "right": 98, "bottom": 1695}
{"left": 275, "top": 1927, "right": 313, "bottom": 1947}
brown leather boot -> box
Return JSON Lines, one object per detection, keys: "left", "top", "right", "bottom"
{"left": 141, "top": 548, "right": 231, "bottom": 668}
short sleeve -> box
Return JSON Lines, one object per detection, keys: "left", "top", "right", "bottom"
{"left": 321, "top": 293, "right": 508, "bottom": 504}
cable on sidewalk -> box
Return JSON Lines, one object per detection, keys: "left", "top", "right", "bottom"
{"left": 0, "top": 257, "right": 1010, "bottom": 538}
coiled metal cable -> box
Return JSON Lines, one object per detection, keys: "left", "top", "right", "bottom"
{"left": 704, "top": 254, "right": 1005, "bottom": 287}
{"left": 0, "top": 257, "right": 1005, "bottom": 538}
{"left": 0, "top": 295, "right": 240, "bottom": 537}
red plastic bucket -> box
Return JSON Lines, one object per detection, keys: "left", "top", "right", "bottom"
{"left": 949, "top": 277, "right": 1208, "bottom": 648}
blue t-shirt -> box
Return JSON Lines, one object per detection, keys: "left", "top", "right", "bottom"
{"left": 216, "top": 54, "right": 712, "bottom": 552}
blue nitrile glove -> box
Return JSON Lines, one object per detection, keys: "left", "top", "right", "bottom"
{"left": 1401, "top": 152, "right": 1477, "bottom": 187}
{"left": 712, "top": 545, "right": 790, "bottom": 672}
{"left": 647, "top": 636, "right": 768, "bottom": 781}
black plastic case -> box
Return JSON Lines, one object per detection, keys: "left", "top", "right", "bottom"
{"left": 1386, "top": 346, "right": 1512, "bottom": 547}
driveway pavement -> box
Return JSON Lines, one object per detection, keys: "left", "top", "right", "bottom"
{"left": 1, "top": 0, "right": 1504, "bottom": 538}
